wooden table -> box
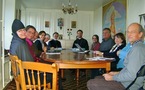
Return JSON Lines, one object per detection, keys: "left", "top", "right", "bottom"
{"left": 44, "top": 50, "right": 113, "bottom": 81}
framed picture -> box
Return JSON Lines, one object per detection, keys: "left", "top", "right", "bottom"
{"left": 103, "top": 0, "right": 127, "bottom": 36}
{"left": 71, "top": 21, "right": 76, "bottom": 28}
{"left": 45, "top": 21, "right": 50, "bottom": 28}
{"left": 58, "top": 18, "right": 64, "bottom": 27}
{"left": 59, "top": 34, "right": 63, "bottom": 40}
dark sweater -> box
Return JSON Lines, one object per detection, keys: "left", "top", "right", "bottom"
{"left": 48, "top": 39, "right": 62, "bottom": 49}
{"left": 72, "top": 38, "right": 89, "bottom": 50}
{"left": 10, "top": 34, "right": 34, "bottom": 62}
{"left": 99, "top": 37, "right": 115, "bottom": 52}
{"left": 104, "top": 43, "right": 126, "bottom": 71}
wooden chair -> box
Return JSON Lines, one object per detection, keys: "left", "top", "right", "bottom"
{"left": 9, "top": 55, "right": 58, "bottom": 90}
{"left": 9, "top": 55, "right": 21, "bottom": 90}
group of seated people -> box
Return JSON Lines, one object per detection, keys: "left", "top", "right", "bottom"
{"left": 9, "top": 19, "right": 145, "bottom": 90}
{"left": 87, "top": 23, "right": 145, "bottom": 90}
{"left": 33, "top": 30, "right": 62, "bottom": 53}
{"left": 10, "top": 19, "right": 63, "bottom": 90}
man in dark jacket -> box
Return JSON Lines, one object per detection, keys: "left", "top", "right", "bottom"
{"left": 99, "top": 28, "right": 115, "bottom": 53}
{"left": 48, "top": 32, "right": 62, "bottom": 49}
{"left": 72, "top": 29, "right": 89, "bottom": 50}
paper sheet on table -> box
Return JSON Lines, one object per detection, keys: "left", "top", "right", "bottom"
{"left": 46, "top": 52, "right": 61, "bottom": 55}
{"left": 87, "top": 57, "right": 115, "bottom": 61}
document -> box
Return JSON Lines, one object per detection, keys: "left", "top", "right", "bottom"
{"left": 87, "top": 57, "right": 115, "bottom": 61}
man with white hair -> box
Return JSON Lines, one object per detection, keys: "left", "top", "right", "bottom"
{"left": 44, "top": 33, "right": 51, "bottom": 45}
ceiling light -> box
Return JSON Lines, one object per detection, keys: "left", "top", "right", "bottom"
{"left": 62, "top": 0, "right": 78, "bottom": 14}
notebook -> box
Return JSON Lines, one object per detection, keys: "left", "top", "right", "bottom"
{"left": 75, "top": 43, "right": 84, "bottom": 51}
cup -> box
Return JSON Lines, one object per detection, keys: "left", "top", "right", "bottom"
{"left": 93, "top": 51, "right": 96, "bottom": 57}
{"left": 93, "top": 51, "right": 100, "bottom": 57}
{"left": 95, "top": 51, "right": 99, "bottom": 56}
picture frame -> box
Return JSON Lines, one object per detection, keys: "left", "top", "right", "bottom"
{"left": 71, "top": 21, "right": 76, "bottom": 28}
{"left": 103, "top": 0, "right": 126, "bottom": 36}
{"left": 45, "top": 21, "right": 50, "bottom": 28}
{"left": 58, "top": 18, "right": 64, "bottom": 27}
{"left": 59, "top": 34, "right": 63, "bottom": 40}
{"left": 58, "top": 18, "right": 64, "bottom": 29}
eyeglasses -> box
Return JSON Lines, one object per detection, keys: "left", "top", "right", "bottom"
{"left": 92, "top": 38, "right": 97, "bottom": 39}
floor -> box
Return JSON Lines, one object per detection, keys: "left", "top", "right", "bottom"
{"left": 3, "top": 70, "right": 90, "bottom": 90}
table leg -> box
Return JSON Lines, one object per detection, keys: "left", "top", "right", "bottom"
{"left": 106, "top": 63, "right": 111, "bottom": 73}
{"left": 76, "top": 69, "right": 79, "bottom": 81}
{"left": 61, "top": 69, "right": 64, "bottom": 78}
{"left": 76, "top": 69, "right": 79, "bottom": 85}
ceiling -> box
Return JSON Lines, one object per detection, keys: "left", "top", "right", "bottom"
{"left": 21, "top": 0, "right": 112, "bottom": 11}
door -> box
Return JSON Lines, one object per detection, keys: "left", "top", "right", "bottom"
{"left": 0, "top": 0, "right": 6, "bottom": 88}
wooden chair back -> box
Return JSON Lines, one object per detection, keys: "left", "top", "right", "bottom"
{"left": 9, "top": 55, "right": 58, "bottom": 90}
{"left": 9, "top": 55, "right": 21, "bottom": 90}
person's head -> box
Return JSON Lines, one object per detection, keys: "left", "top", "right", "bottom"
{"left": 114, "top": 33, "right": 126, "bottom": 45}
{"left": 103, "top": 28, "right": 111, "bottom": 40}
{"left": 25, "top": 25, "right": 36, "bottom": 40}
{"left": 92, "top": 34, "right": 99, "bottom": 43}
{"left": 127, "top": 23, "right": 145, "bottom": 44}
{"left": 12, "top": 19, "right": 26, "bottom": 39}
{"left": 31, "top": 31, "right": 38, "bottom": 41}
{"left": 77, "top": 29, "right": 83, "bottom": 38}
{"left": 44, "top": 33, "right": 51, "bottom": 42}
{"left": 38, "top": 31, "right": 46, "bottom": 41}
{"left": 53, "top": 32, "right": 59, "bottom": 39}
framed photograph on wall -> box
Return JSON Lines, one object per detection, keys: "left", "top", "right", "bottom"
{"left": 59, "top": 34, "right": 63, "bottom": 40}
{"left": 45, "top": 21, "right": 50, "bottom": 28}
{"left": 58, "top": 18, "right": 64, "bottom": 29}
{"left": 71, "top": 21, "right": 76, "bottom": 28}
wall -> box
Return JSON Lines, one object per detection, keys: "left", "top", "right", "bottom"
{"left": 21, "top": 8, "right": 94, "bottom": 49}
{"left": 1, "top": 0, "right": 15, "bottom": 88}
{"left": 0, "top": 0, "right": 2, "bottom": 83}
{"left": 4, "top": 0, "right": 15, "bottom": 49}
{"left": 0, "top": 0, "right": 2, "bottom": 20}
{"left": 0, "top": 0, "right": 2, "bottom": 55}
{"left": 4, "top": 0, "right": 145, "bottom": 49}
{"left": 93, "top": 7, "right": 103, "bottom": 42}
{"left": 127, "top": 0, "right": 145, "bottom": 26}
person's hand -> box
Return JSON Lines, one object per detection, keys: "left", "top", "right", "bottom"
{"left": 103, "top": 73, "right": 113, "bottom": 81}
{"left": 43, "top": 46, "right": 47, "bottom": 53}
{"left": 40, "top": 52, "right": 46, "bottom": 59}
{"left": 117, "top": 50, "right": 121, "bottom": 56}
{"left": 108, "top": 71, "right": 119, "bottom": 76}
